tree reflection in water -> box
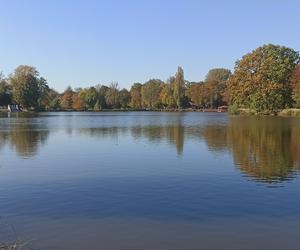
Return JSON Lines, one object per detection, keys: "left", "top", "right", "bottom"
{"left": 200, "top": 117, "right": 300, "bottom": 183}
{"left": 79, "top": 124, "right": 185, "bottom": 155}
{"left": 1, "top": 113, "right": 300, "bottom": 183}
{"left": 0, "top": 114, "right": 49, "bottom": 157}
{"left": 77, "top": 115, "right": 300, "bottom": 183}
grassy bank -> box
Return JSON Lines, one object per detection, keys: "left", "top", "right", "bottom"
{"left": 228, "top": 107, "right": 272, "bottom": 115}
{"left": 228, "top": 107, "right": 300, "bottom": 116}
{"left": 278, "top": 109, "right": 300, "bottom": 117}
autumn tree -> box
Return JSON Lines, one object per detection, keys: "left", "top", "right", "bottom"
{"left": 205, "top": 80, "right": 220, "bottom": 108}
{"left": 186, "top": 82, "right": 207, "bottom": 107}
{"left": 61, "top": 86, "right": 74, "bottom": 110}
{"left": 79, "top": 87, "right": 98, "bottom": 109}
{"left": 130, "top": 83, "right": 142, "bottom": 109}
{"left": 173, "top": 66, "right": 185, "bottom": 109}
{"left": 72, "top": 92, "right": 85, "bottom": 110}
{"left": 228, "top": 44, "right": 300, "bottom": 113}
{"left": 141, "top": 79, "right": 163, "bottom": 108}
{"left": 105, "top": 82, "right": 120, "bottom": 108}
{"left": 10, "top": 65, "right": 47, "bottom": 109}
{"left": 205, "top": 68, "right": 231, "bottom": 106}
{"left": 160, "top": 77, "right": 176, "bottom": 108}
{"left": 290, "top": 64, "right": 300, "bottom": 107}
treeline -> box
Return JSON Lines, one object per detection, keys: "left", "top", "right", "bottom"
{"left": 0, "top": 65, "right": 230, "bottom": 111}
{"left": 1, "top": 43, "right": 300, "bottom": 113}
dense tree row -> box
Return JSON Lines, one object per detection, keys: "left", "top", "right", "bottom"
{"left": 0, "top": 67, "right": 227, "bottom": 111}
{"left": 1, "top": 44, "right": 300, "bottom": 112}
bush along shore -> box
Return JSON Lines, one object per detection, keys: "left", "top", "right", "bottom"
{"left": 0, "top": 44, "right": 300, "bottom": 115}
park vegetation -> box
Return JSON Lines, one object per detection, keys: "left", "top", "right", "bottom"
{"left": 0, "top": 44, "right": 299, "bottom": 114}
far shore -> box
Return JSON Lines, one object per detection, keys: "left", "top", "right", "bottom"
{"left": 0, "top": 108, "right": 224, "bottom": 113}
{"left": 1, "top": 108, "right": 300, "bottom": 116}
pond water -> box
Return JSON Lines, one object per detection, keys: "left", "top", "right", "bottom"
{"left": 0, "top": 112, "right": 300, "bottom": 249}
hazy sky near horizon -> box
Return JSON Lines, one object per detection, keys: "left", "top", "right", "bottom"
{"left": 1, "top": 0, "right": 300, "bottom": 91}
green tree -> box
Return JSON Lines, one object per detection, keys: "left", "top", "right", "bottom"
{"left": 10, "top": 65, "right": 43, "bottom": 109}
{"left": 95, "top": 84, "right": 109, "bottom": 109}
{"left": 40, "top": 89, "right": 60, "bottom": 110}
{"left": 119, "top": 88, "right": 131, "bottom": 108}
{"left": 205, "top": 68, "right": 231, "bottom": 83}
{"left": 79, "top": 87, "right": 98, "bottom": 109}
{"left": 49, "top": 97, "right": 61, "bottom": 110}
{"left": 37, "top": 77, "right": 50, "bottom": 110}
{"left": 160, "top": 80, "right": 176, "bottom": 108}
{"left": 0, "top": 73, "right": 11, "bottom": 106}
{"left": 141, "top": 79, "right": 163, "bottom": 108}
{"left": 228, "top": 44, "right": 300, "bottom": 113}
{"left": 173, "top": 66, "right": 185, "bottom": 109}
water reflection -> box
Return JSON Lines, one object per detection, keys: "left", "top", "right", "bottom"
{"left": 0, "top": 120, "right": 49, "bottom": 157}
{"left": 130, "top": 124, "right": 184, "bottom": 155}
{"left": 0, "top": 113, "right": 300, "bottom": 183}
{"left": 229, "top": 118, "right": 296, "bottom": 183}
{"left": 200, "top": 117, "right": 300, "bottom": 183}
{"left": 78, "top": 124, "right": 185, "bottom": 155}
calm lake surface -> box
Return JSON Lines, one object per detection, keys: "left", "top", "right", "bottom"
{"left": 0, "top": 112, "right": 300, "bottom": 249}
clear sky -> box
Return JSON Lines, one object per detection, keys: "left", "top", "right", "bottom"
{"left": 0, "top": 0, "right": 299, "bottom": 92}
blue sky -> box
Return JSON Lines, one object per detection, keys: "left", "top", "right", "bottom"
{"left": 0, "top": 0, "right": 299, "bottom": 92}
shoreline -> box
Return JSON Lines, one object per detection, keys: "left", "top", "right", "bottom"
{"left": 0, "top": 108, "right": 225, "bottom": 113}
{"left": 1, "top": 108, "right": 300, "bottom": 116}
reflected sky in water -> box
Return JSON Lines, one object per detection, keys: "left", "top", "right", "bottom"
{"left": 0, "top": 112, "right": 300, "bottom": 249}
